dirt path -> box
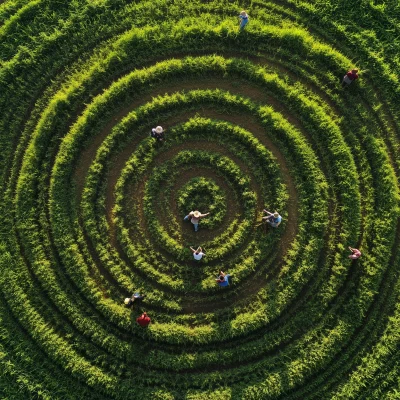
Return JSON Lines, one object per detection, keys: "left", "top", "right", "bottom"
{"left": 71, "top": 58, "right": 366, "bottom": 316}
{"left": 72, "top": 77, "right": 303, "bottom": 313}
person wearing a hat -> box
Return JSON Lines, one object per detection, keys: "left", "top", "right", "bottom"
{"left": 216, "top": 270, "right": 231, "bottom": 287}
{"left": 150, "top": 125, "right": 165, "bottom": 142}
{"left": 239, "top": 10, "right": 249, "bottom": 30}
{"left": 348, "top": 246, "right": 361, "bottom": 259}
{"left": 263, "top": 209, "right": 282, "bottom": 227}
{"left": 136, "top": 312, "right": 151, "bottom": 327}
{"left": 124, "top": 292, "right": 146, "bottom": 307}
{"left": 342, "top": 69, "right": 359, "bottom": 87}
{"left": 190, "top": 246, "right": 206, "bottom": 260}
{"left": 184, "top": 210, "right": 210, "bottom": 232}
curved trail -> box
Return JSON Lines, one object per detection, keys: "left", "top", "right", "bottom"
{"left": 73, "top": 76, "right": 302, "bottom": 314}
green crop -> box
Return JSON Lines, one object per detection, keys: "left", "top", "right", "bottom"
{"left": 0, "top": 0, "right": 399, "bottom": 399}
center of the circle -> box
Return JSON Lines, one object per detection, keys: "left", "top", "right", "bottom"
{"left": 177, "top": 177, "right": 226, "bottom": 230}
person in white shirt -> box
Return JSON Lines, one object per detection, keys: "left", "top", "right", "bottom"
{"left": 190, "top": 246, "right": 206, "bottom": 260}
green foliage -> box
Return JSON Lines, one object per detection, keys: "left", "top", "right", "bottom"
{"left": 177, "top": 177, "right": 227, "bottom": 229}
{"left": 0, "top": 1, "right": 399, "bottom": 399}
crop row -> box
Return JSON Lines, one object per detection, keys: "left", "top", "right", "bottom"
{"left": 9, "top": 56, "right": 394, "bottom": 354}
{"left": 1, "top": 9, "right": 399, "bottom": 399}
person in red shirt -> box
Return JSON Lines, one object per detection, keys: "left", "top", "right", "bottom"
{"left": 348, "top": 246, "right": 361, "bottom": 259}
{"left": 136, "top": 312, "right": 151, "bottom": 327}
{"left": 342, "top": 69, "right": 359, "bottom": 87}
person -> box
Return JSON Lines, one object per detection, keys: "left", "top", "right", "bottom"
{"left": 263, "top": 209, "right": 282, "bottom": 227}
{"left": 184, "top": 210, "right": 210, "bottom": 232}
{"left": 124, "top": 297, "right": 133, "bottom": 307}
{"left": 348, "top": 246, "right": 361, "bottom": 259}
{"left": 136, "top": 312, "right": 151, "bottom": 327}
{"left": 216, "top": 271, "right": 230, "bottom": 287}
{"left": 239, "top": 10, "right": 249, "bottom": 30}
{"left": 190, "top": 246, "right": 205, "bottom": 260}
{"left": 342, "top": 69, "right": 359, "bottom": 87}
{"left": 150, "top": 126, "right": 165, "bottom": 142}
{"left": 124, "top": 292, "right": 146, "bottom": 307}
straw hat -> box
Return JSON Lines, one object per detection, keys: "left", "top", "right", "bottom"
{"left": 240, "top": 10, "right": 247, "bottom": 16}
{"left": 351, "top": 69, "right": 358, "bottom": 73}
{"left": 124, "top": 298, "right": 130, "bottom": 305}
{"left": 155, "top": 126, "right": 163, "bottom": 134}
{"left": 273, "top": 212, "right": 279, "bottom": 218}
{"left": 193, "top": 210, "right": 201, "bottom": 218}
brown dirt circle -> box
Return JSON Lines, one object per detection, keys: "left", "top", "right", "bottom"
{"left": 72, "top": 74, "right": 329, "bottom": 314}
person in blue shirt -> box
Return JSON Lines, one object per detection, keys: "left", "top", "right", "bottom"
{"left": 239, "top": 10, "right": 249, "bottom": 30}
{"left": 216, "top": 271, "right": 230, "bottom": 287}
{"left": 263, "top": 209, "right": 282, "bottom": 227}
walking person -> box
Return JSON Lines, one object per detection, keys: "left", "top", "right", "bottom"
{"left": 190, "top": 246, "right": 206, "bottom": 260}
{"left": 184, "top": 210, "right": 210, "bottom": 232}
{"left": 263, "top": 209, "right": 282, "bottom": 227}
{"left": 216, "top": 271, "right": 231, "bottom": 287}
{"left": 136, "top": 312, "right": 151, "bottom": 327}
{"left": 348, "top": 246, "right": 361, "bottom": 259}
{"left": 150, "top": 126, "right": 165, "bottom": 142}
{"left": 239, "top": 10, "right": 249, "bottom": 30}
{"left": 342, "top": 69, "right": 359, "bottom": 87}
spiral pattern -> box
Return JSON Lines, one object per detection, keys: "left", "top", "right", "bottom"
{"left": 1, "top": 1, "right": 399, "bottom": 399}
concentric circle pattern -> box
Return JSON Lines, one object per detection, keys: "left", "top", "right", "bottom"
{"left": 1, "top": 1, "right": 400, "bottom": 399}
{"left": 177, "top": 177, "right": 227, "bottom": 230}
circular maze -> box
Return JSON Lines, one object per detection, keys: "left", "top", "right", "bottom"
{"left": 1, "top": 1, "right": 400, "bottom": 399}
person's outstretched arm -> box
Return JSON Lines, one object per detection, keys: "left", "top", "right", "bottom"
{"left": 200, "top": 212, "right": 210, "bottom": 218}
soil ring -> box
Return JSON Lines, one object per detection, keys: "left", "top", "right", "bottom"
{"left": 71, "top": 67, "right": 341, "bottom": 315}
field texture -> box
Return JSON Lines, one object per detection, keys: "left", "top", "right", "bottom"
{"left": 0, "top": 0, "right": 400, "bottom": 399}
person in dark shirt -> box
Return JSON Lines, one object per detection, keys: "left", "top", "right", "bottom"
{"left": 150, "top": 126, "right": 165, "bottom": 142}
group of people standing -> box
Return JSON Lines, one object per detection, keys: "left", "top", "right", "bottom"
{"left": 139, "top": 24, "right": 361, "bottom": 321}
{"left": 184, "top": 208, "right": 281, "bottom": 253}
{"left": 184, "top": 210, "right": 230, "bottom": 287}
{"left": 182, "top": 207, "right": 282, "bottom": 288}
{"left": 183, "top": 205, "right": 361, "bottom": 273}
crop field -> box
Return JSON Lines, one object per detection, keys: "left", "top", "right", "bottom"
{"left": 0, "top": 0, "right": 400, "bottom": 399}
